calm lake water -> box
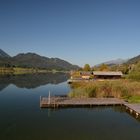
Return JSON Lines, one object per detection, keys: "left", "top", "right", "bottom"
{"left": 0, "top": 73, "right": 140, "bottom": 140}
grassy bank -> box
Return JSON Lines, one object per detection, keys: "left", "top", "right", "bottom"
{"left": 68, "top": 80, "right": 140, "bottom": 103}
{"left": 0, "top": 67, "right": 43, "bottom": 75}
{"left": 0, "top": 67, "right": 67, "bottom": 75}
{"left": 13, "top": 68, "right": 48, "bottom": 75}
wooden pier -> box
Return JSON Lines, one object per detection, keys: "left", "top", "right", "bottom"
{"left": 40, "top": 97, "right": 125, "bottom": 108}
{"left": 124, "top": 103, "right": 140, "bottom": 118}
{"left": 40, "top": 96, "right": 140, "bottom": 118}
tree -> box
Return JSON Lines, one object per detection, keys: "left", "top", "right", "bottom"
{"left": 118, "top": 64, "right": 129, "bottom": 74}
{"left": 83, "top": 64, "right": 91, "bottom": 71}
{"left": 99, "top": 64, "right": 109, "bottom": 71}
{"left": 128, "top": 62, "right": 140, "bottom": 81}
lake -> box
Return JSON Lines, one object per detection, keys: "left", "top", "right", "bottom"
{"left": 0, "top": 73, "right": 140, "bottom": 140}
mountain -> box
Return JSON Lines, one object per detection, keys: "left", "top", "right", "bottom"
{"left": 126, "top": 55, "right": 140, "bottom": 64}
{"left": 104, "top": 58, "right": 127, "bottom": 65}
{"left": 0, "top": 50, "right": 79, "bottom": 70}
{"left": 12, "top": 53, "right": 79, "bottom": 70}
{"left": 0, "top": 49, "right": 10, "bottom": 58}
{"left": 96, "top": 58, "right": 128, "bottom": 66}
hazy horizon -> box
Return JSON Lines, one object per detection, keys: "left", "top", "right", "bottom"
{"left": 0, "top": 0, "right": 140, "bottom": 66}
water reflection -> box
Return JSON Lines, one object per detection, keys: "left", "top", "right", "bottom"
{"left": 0, "top": 73, "right": 69, "bottom": 91}
{"left": 0, "top": 73, "right": 140, "bottom": 140}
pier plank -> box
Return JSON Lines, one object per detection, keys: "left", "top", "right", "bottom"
{"left": 40, "top": 97, "right": 125, "bottom": 108}
{"left": 124, "top": 103, "right": 140, "bottom": 115}
{"left": 40, "top": 97, "right": 140, "bottom": 118}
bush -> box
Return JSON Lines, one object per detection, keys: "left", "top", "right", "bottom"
{"left": 128, "top": 72, "right": 140, "bottom": 81}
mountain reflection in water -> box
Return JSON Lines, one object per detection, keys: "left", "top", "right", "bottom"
{"left": 0, "top": 73, "right": 69, "bottom": 91}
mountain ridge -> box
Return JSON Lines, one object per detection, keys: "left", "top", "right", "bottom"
{"left": 0, "top": 49, "right": 140, "bottom": 70}
{"left": 0, "top": 49, "right": 10, "bottom": 58}
{"left": 125, "top": 55, "right": 140, "bottom": 64}
{"left": 96, "top": 58, "right": 128, "bottom": 66}
{"left": 0, "top": 49, "right": 79, "bottom": 70}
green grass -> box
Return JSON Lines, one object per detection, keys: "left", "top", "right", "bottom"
{"left": 126, "top": 96, "right": 140, "bottom": 103}
{"left": 68, "top": 80, "right": 140, "bottom": 103}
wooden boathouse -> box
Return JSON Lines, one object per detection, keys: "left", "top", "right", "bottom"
{"left": 93, "top": 71, "right": 123, "bottom": 79}
{"left": 72, "top": 71, "right": 123, "bottom": 80}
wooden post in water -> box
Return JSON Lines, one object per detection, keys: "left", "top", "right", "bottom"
{"left": 40, "top": 96, "right": 41, "bottom": 107}
{"left": 48, "top": 91, "right": 51, "bottom": 105}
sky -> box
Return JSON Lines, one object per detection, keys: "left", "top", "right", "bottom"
{"left": 0, "top": 0, "right": 140, "bottom": 66}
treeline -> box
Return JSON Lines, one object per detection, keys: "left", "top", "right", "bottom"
{"left": 0, "top": 67, "right": 61, "bottom": 75}
{"left": 80, "top": 63, "right": 129, "bottom": 74}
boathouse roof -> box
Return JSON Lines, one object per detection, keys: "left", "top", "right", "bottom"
{"left": 80, "top": 71, "right": 93, "bottom": 75}
{"left": 93, "top": 71, "right": 123, "bottom": 76}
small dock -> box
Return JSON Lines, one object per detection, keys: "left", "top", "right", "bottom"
{"left": 40, "top": 96, "right": 140, "bottom": 118}
{"left": 40, "top": 97, "right": 125, "bottom": 108}
{"left": 124, "top": 103, "right": 140, "bottom": 118}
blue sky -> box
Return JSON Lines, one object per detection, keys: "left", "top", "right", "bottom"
{"left": 0, "top": 0, "right": 140, "bottom": 66}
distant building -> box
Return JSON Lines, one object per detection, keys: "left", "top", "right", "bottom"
{"left": 80, "top": 72, "right": 93, "bottom": 80}
{"left": 71, "top": 71, "right": 123, "bottom": 81}
{"left": 93, "top": 71, "right": 123, "bottom": 79}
